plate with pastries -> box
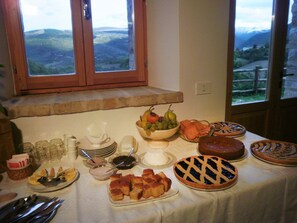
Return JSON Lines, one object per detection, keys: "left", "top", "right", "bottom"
{"left": 179, "top": 119, "right": 214, "bottom": 143}
{"left": 27, "top": 166, "right": 79, "bottom": 192}
{"left": 107, "top": 169, "right": 178, "bottom": 206}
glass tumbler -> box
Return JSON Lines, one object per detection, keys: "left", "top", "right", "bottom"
{"left": 50, "top": 138, "right": 64, "bottom": 160}
{"left": 35, "top": 140, "right": 50, "bottom": 164}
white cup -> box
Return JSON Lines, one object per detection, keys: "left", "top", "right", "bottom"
{"left": 86, "top": 133, "right": 110, "bottom": 146}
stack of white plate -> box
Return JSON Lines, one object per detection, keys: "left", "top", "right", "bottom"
{"left": 78, "top": 137, "right": 117, "bottom": 158}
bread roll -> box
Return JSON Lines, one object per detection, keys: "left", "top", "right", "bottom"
{"left": 142, "top": 184, "right": 152, "bottom": 198}
{"left": 110, "top": 189, "right": 124, "bottom": 201}
{"left": 143, "top": 178, "right": 154, "bottom": 186}
{"left": 133, "top": 183, "right": 143, "bottom": 190}
{"left": 131, "top": 176, "right": 142, "bottom": 186}
{"left": 151, "top": 182, "right": 165, "bottom": 198}
{"left": 119, "top": 180, "right": 130, "bottom": 196}
{"left": 157, "top": 171, "right": 167, "bottom": 179}
{"left": 161, "top": 177, "right": 172, "bottom": 192}
{"left": 110, "top": 173, "right": 122, "bottom": 182}
{"left": 151, "top": 174, "right": 162, "bottom": 182}
{"left": 109, "top": 179, "right": 121, "bottom": 190}
{"left": 142, "top": 169, "right": 154, "bottom": 179}
{"left": 130, "top": 188, "right": 143, "bottom": 200}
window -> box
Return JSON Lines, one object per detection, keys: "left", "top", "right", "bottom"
{"left": 1, "top": 0, "right": 147, "bottom": 94}
{"left": 231, "top": 0, "right": 274, "bottom": 105}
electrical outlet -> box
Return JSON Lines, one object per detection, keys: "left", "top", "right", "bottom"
{"left": 195, "top": 82, "right": 212, "bottom": 95}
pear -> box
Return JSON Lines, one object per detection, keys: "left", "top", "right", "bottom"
{"left": 164, "top": 104, "right": 177, "bottom": 122}
{"left": 140, "top": 105, "right": 154, "bottom": 122}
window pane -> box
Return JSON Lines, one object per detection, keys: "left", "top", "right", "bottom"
{"left": 20, "top": 0, "right": 75, "bottom": 76}
{"left": 282, "top": 0, "right": 297, "bottom": 99}
{"left": 91, "top": 0, "right": 135, "bottom": 72}
{"left": 232, "top": 0, "right": 273, "bottom": 105}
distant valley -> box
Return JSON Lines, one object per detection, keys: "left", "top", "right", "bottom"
{"left": 235, "top": 28, "right": 270, "bottom": 49}
{"left": 24, "top": 28, "right": 129, "bottom": 75}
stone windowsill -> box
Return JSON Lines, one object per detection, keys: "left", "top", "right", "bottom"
{"left": 2, "top": 87, "right": 184, "bottom": 119}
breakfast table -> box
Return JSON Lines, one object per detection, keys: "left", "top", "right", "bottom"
{"left": 0, "top": 131, "right": 297, "bottom": 223}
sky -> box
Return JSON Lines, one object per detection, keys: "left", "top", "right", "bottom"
{"left": 21, "top": 0, "right": 293, "bottom": 32}
{"left": 21, "top": 0, "right": 128, "bottom": 32}
{"left": 235, "top": 0, "right": 294, "bottom": 31}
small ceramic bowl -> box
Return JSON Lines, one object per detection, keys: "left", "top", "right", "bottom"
{"left": 108, "top": 152, "right": 139, "bottom": 170}
{"left": 83, "top": 156, "right": 107, "bottom": 168}
{"left": 89, "top": 165, "right": 117, "bottom": 181}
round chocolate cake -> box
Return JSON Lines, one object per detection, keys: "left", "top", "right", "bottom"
{"left": 198, "top": 136, "right": 245, "bottom": 160}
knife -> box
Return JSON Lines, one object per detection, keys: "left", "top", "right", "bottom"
{"left": 26, "top": 200, "right": 63, "bottom": 223}
{"left": 8, "top": 197, "right": 60, "bottom": 223}
{"left": 0, "top": 194, "right": 37, "bottom": 221}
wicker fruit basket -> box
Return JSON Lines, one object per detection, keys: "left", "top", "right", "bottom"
{"left": 6, "top": 165, "right": 33, "bottom": 180}
{"left": 179, "top": 120, "right": 214, "bottom": 143}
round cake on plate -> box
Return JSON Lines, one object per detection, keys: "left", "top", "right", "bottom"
{"left": 198, "top": 136, "right": 245, "bottom": 160}
{"left": 211, "top": 121, "right": 246, "bottom": 138}
{"left": 250, "top": 140, "right": 297, "bottom": 166}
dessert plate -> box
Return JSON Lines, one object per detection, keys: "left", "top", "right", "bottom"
{"left": 211, "top": 121, "right": 246, "bottom": 138}
{"left": 174, "top": 155, "right": 238, "bottom": 191}
{"left": 78, "top": 142, "right": 117, "bottom": 158}
{"left": 107, "top": 183, "right": 179, "bottom": 207}
{"left": 250, "top": 140, "right": 297, "bottom": 166}
{"left": 27, "top": 168, "right": 79, "bottom": 193}
{"left": 138, "top": 152, "right": 177, "bottom": 169}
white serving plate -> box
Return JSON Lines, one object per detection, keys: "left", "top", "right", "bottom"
{"left": 27, "top": 168, "right": 79, "bottom": 193}
{"left": 107, "top": 183, "right": 179, "bottom": 207}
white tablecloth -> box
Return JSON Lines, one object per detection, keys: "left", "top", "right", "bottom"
{"left": 1, "top": 131, "right": 297, "bottom": 223}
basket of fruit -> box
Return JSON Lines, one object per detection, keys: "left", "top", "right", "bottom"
{"left": 179, "top": 119, "right": 213, "bottom": 143}
{"left": 136, "top": 105, "right": 180, "bottom": 140}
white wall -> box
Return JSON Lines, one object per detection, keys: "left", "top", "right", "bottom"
{"left": 178, "top": 0, "right": 229, "bottom": 120}
{"left": 2, "top": 0, "right": 230, "bottom": 144}
{"left": 147, "top": 0, "right": 180, "bottom": 91}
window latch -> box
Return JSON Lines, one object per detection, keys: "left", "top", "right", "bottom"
{"left": 83, "top": 0, "right": 91, "bottom": 20}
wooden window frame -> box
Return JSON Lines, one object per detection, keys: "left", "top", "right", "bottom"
{"left": 1, "top": 0, "right": 148, "bottom": 95}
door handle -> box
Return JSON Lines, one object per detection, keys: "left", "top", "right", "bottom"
{"left": 83, "top": 0, "right": 91, "bottom": 20}
{"left": 282, "top": 73, "right": 295, "bottom": 77}
{"left": 281, "top": 68, "right": 295, "bottom": 77}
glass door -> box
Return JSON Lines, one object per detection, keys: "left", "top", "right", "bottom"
{"left": 226, "top": 0, "right": 297, "bottom": 143}
{"left": 281, "top": 0, "right": 297, "bottom": 99}
{"left": 232, "top": 0, "right": 274, "bottom": 105}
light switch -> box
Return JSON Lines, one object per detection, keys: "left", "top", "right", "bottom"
{"left": 195, "top": 81, "right": 212, "bottom": 95}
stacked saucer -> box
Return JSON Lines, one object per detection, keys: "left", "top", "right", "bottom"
{"left": 78, "top": 137, "right": 117, "bottom": 158}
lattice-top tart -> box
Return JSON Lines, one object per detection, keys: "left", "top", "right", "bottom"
{"left": 173, "top": 155, "right": 238, "bottom": 190}
{"left": 211, "top": 121, "right": 246, "bottom": 138}
{"left": 250, "top": 140, "right": 297, "bottom": 166}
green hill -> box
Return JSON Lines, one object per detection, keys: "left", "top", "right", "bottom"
{"left": 24, "top": 28, "right": 129, "bottom": 75}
